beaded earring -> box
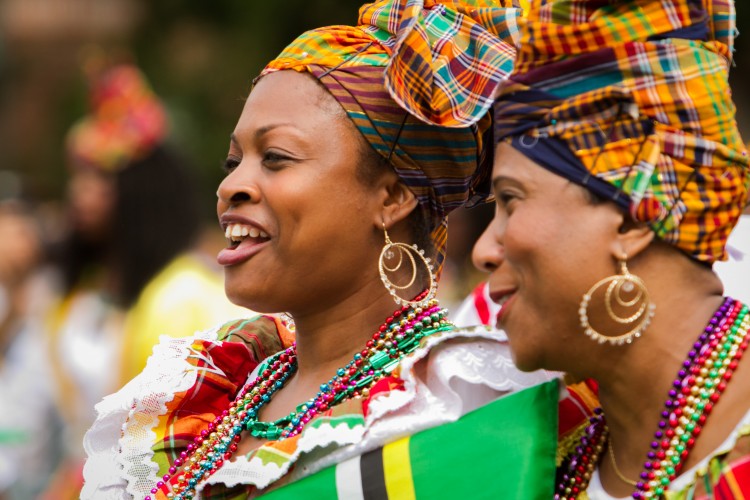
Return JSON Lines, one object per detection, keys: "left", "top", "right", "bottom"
{"left": 579, "top": 255, "right": 655, "bottom": 345}
{"left": 378, "top": 222, "right": 436, "bottom": 309}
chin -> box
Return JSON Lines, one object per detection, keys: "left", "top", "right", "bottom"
{"left": 224, "top": 284, "right": 270, "bottom": 313}
{"left": 507, "top": 340, "right": 546, "bottom": 373}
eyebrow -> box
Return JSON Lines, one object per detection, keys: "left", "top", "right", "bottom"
{"left": 229, "top": 123, "right": 298, "bottom": 146}
{"left": 492, "top": 175, "right": 518, "bottom": 192}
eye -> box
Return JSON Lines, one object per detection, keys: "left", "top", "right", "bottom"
{"left": 497, "top": 191, "right": 518, "bottom": 207}
{"left": 261, "top": 149, "right": 299, "bottom": 170}
{"left": 222, "top": 155, "right": 241, "bottom": 174}
{"left": 261, "top": 150, "right": 293, "bottom": 169}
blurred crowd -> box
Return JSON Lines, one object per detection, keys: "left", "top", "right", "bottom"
{"left": 0, "top": 61, "right": 254, "bottom": 499}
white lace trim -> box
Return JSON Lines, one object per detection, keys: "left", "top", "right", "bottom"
{"left": 81, "top": 327, "right": 221, "bottom": 499}
{"left": 82, "top": 325, "right": 552, "bottom": 497}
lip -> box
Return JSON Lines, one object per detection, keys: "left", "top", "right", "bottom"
{"left": 489, "top": 288, "right": 517, "bottom": 328}
{"left": 217, "top": 213, "right": 272, "bottom": 267}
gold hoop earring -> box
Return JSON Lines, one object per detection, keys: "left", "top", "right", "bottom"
{"left": 379, "top": 223, "right": 436, "bottom": 308}
{"left": 579, "top": 256, "right": 655, "bottom": 346}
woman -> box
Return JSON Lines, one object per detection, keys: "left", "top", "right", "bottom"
{"left": 82, "top": 1, "right": 555, "bottom": 499}
{"left": 49, "top": 62, "right": 247, "bottom": 497}
{"left": 474, "top": 0, "right": 750, "bottom": 498}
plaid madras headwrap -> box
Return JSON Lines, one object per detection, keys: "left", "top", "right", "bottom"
{"left": 493, "top": 0, "right": 748, "bottom": 263}
{"left": 260, "top": 0, "right": 522, "bottom": 272}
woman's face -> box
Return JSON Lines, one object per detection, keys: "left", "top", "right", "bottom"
{"left": 217, "top": 71, "right": 386, "bottom": 314}
{"left": 472, "top": 143, "right": 625, "bottom": 372}
{"left": 67, "top": 167, "right": 117, "bottom": 242}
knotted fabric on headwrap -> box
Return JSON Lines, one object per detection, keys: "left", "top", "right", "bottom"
{"left": 67, "top": 65, "right": 168, "bottom": 172}
{"left": 493, "top": 0, "right": 748, "bottom": 264}
{"left": 260, "top": 0, "right": 523, "bottom": 272}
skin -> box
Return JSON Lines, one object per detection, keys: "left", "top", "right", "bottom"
{"left": 216, "top": 70, "right": 421, "bottom": 452}
{"left": 67, "top": 166, "right": 116, "bottom": 242}
{"left": 473, "top": 142, "right": 750, "bottom": 496}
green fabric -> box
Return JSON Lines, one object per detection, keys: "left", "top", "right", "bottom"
{"left": 260, "top": 379, "right": 559, "bottom": 499}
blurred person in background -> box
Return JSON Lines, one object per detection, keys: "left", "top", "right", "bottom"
{"left": 44, "top": 61, "right": 247, "bottom": 497}
{"left": 0, "top": 196, "right": 61, "bottom": 500}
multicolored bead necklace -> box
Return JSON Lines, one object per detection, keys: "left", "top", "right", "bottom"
{"left": 147, "top": 291, "right": 452, "bottom": 500}
{"left": 556, "top": 297, "right": 750, "bottom": 500}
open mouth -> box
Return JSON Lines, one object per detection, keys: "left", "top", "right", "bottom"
{"left": 224, "top": 223, "right": 270, "bottom": 249}
{"left": 217, "top": 222, "right": 272, "bottom": 266}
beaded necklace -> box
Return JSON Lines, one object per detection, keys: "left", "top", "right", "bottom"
{"left": 556, "top": 297, "right": 750, "bottom": 500}
{"left": 147, "top": 292, "right": 452, "bottom": 500}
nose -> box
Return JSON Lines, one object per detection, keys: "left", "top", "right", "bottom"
{"left": 472, "top": 216, "right": 505, "bottom": 273}
{"left": 217, "top": 163, "right": 261, "bottom": 207}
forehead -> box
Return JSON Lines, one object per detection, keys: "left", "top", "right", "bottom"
{"left": 492, "top": 142, "right": 542, "bottom": 185}
{"left": 234, "top": 71, "right": 345, "bottom": 135}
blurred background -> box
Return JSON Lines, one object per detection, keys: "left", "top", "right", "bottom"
{"left": 0, "top": 1, "right": 747, "bottom": 498}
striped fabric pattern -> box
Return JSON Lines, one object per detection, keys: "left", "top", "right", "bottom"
{"left": 259, "top": 380, "right": 560, "bottom": 499}
{"left": 260, "top": 0, "right": 523, "bottom": 272}
{"left": 492, "top": 0, "right": 748, "bottom": 263}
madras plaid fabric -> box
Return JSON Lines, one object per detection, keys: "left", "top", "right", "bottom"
{"left": 493, "top": 0, "right": 749, "bottom": 263}
{"left": 260, "top": 0, "right": 522, "bottom": 271}
{"left": 259, "top": 380, "right": 559, "bottom": 499}
{"left": 67, "top": 64, "right": 168, "bottom": 172}
{"left": 149, "top": 316, "right": 293, "bottom": 499}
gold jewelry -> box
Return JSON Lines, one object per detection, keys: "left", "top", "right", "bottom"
{"left": 579, "top": 255, "right": 655, "bottom": 345}
{"left": 378, "top": 223, "right": 436, "bottom": 308}
{"left": 607, "top": 439, "right": 638, "bottom": 487}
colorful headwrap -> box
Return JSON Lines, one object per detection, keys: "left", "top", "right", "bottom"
{"left": 66, "top": 64, "right": 168, "bottom": 172}
{"left": 260, "top": 0, "right": 523, "bottom": 272}
{"left": 492, "top": 0, "right": 749, "bottom": 264}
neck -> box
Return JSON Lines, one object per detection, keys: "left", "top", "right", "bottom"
{"left": 289, "top": 283, "right": 417, "bottom": 394}
{"left": 588, "top": 276, "right": 726, "bottom": 494}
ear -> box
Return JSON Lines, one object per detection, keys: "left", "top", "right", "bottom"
{"left": 376, "top": 173, "right": 419, "bottom": 229}
{"left": 610, "top": 217, "right": 655, "bottom": 261}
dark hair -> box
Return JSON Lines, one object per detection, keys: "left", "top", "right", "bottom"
{"left": 355, "top": 140, "right": 434, "bottom": 255}
{"left": 60, "top": 145, "right": 202, "bottom": 307}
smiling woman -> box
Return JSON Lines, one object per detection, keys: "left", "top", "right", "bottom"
{"left": 79, "top": 1, "right": 557, "bottom": 499}
{"left": 474, "top": 0, "right": 750, "bottom": 498}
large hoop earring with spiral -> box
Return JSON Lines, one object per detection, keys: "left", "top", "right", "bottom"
{"left": 378, "top": 223, "right": 437, "bottom": 308}
{"left": 579, "top": 256, "right": 655, "bottom": 346}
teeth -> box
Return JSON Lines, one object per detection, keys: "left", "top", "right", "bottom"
{"left": 224, "top": 223, "right": 269, "bottom": 243}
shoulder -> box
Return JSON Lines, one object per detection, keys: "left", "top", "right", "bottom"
{"left": 81, "top": 316, "right": 292, "bottom": 499}
{"left": 362, "top": 324, "right": 554, "bottom": 442}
